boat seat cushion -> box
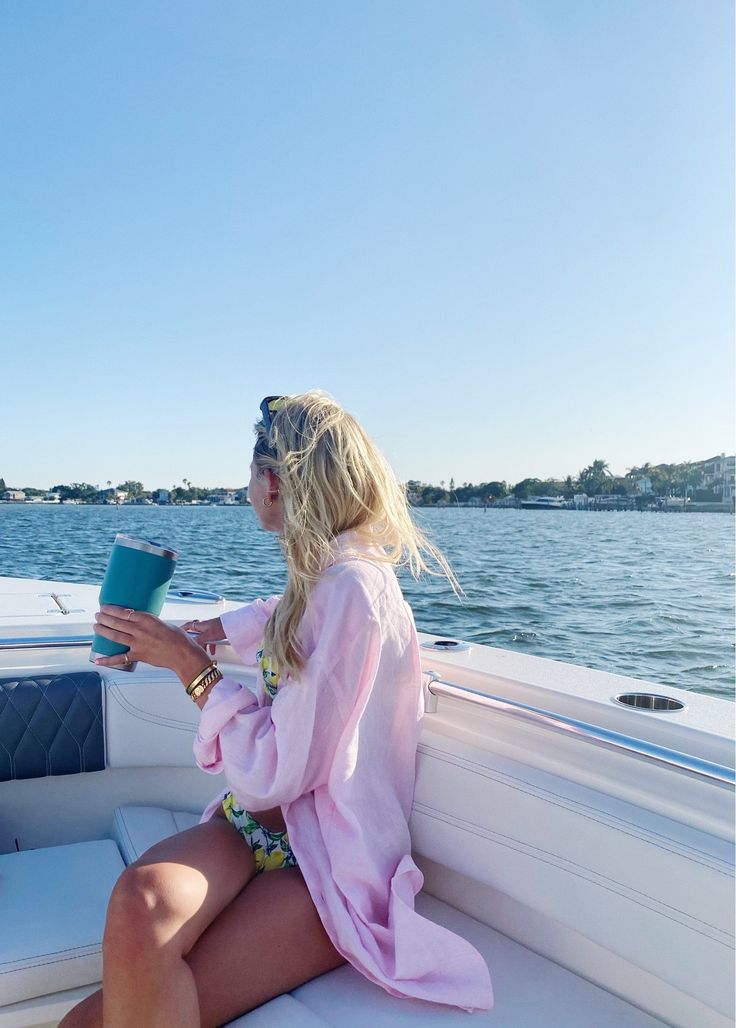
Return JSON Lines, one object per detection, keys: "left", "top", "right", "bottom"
{"left": 0, "top": 672, "right": 104, "bottom": 782}
{"left": 109, "top": 806, "right": 666, "bottom": 1027}
{"left": 0, "top": 840, "right": 125, "bottom": 1007}
{"left": 111, "top": 804, "right": 201, "bottom": 863}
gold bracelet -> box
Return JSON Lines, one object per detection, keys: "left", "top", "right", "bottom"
{"left": 185, "top": 661, "right": 218, "bottom": 696}
{"left": 189, "top": 667, "right": 223, "bottom": 702}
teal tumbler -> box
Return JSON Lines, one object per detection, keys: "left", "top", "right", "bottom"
{"left": 90, "top": 534, "right": 178, "bottom": 672}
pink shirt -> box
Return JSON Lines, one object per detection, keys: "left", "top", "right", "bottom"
{"left": 194, "top": 528, "right": 494, "bottom": 1013}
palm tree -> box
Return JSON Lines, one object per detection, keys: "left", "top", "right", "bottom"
{"left": 675, "top": 461, "right": 703, "bottom": 502}
{"left": 579, "top": 460, "right": 612, "bottom": 496}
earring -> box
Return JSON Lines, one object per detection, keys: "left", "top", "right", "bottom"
{"left": 263, "top": 496, "right": 274, "bottom": 508}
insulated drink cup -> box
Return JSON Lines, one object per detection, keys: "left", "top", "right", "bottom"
{"left": 90, "top": 534, "right": 178, "bottom": 672}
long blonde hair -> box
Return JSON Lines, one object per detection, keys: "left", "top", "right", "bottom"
{"left": 252, "top": 390, "right": 463, "bottom": 678}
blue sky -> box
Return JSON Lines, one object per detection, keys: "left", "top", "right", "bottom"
{"left": 1, "top": 0, "right": 733, "bottom": 491}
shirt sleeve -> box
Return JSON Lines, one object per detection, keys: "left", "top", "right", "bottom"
{"left": 219, "top": 595, "right": 281, "bottom": 665}
{"left": 193, "top": 571, "right": 383, "bottom": 809}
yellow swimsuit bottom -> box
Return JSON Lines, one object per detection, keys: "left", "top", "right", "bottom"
{"left": 221, "top": 643, "right": 298, "bottom": 875}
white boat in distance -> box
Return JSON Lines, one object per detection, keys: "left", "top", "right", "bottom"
{"left": 519, "top": 496, "right": 566, "bottom": 510}
{"left": 0, "top": 574, "right": 733, "bottom": 1028}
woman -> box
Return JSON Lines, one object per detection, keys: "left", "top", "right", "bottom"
{"left": 61, "top": 391, "right": 493, "bottom": 1027}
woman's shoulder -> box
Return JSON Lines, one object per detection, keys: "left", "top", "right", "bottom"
{"left": 312, "top": 556, "right": 394, "bottom": 611}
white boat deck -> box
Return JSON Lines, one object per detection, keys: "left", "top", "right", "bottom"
{"left": 0, "top": 575, "right": 733, "bottom": 1027}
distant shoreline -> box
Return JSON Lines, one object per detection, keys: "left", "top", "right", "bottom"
{"left": 0, "top": 500, "right": 732, "bottom": 514}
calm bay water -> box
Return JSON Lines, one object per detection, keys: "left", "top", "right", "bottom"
{"left": 1, "top": 504, "right": 733, "bottom": 700}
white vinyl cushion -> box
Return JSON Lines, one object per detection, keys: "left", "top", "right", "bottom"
{"left": 0, "top": 840, "right": 125, "bottom": 1007}
{"left": 110, "top": 806, "right": 667, "bottom": 1027}
{"left": 111, "top": 805, "right": 201, "bottom": 864}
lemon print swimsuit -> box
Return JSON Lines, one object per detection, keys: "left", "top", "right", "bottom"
{"left": 221, "top": 644, "right": 299, "bottom": 875}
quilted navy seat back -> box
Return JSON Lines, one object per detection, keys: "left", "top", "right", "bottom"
{"left": 0, "top": 672, "right": 104, "bottom": 781}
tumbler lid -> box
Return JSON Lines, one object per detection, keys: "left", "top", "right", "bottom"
{"left": 113, "top": 533, "right": 178, "bottom": 560}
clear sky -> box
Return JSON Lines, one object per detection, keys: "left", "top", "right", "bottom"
{"left": 1, "top": 0, "right": 733, "bottom": 492}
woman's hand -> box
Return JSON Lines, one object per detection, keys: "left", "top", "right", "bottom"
{"left": 180, "top": 616, "right": 226, "bottom": 656}
{"left": 93, "top": 605, "right": 211, "bottom": 685}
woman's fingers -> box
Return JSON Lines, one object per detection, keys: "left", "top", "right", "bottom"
{"left": 93, "top": 654, "right": 130, "bottom": 667}
{"left": 181, "top": 616, "right": 225, "bottom": 638}
{"left": 94, "top": 623, "right": 132, "bottom": 645}
{"left": 99, "top": 604, "right": 146, "bottom": 622}
{"left": 94, "top": 607, "right": 216, "bottom": 672}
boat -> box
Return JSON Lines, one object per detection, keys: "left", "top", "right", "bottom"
{"left": 0, "top": 573, "right": 733, "bottom": 1027}
{"left": 519, "top": 496, "right": 566, "bottom": 510}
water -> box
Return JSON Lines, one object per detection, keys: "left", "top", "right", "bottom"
{"left": 1, "top": 504, "right": 733, "bottom": 700}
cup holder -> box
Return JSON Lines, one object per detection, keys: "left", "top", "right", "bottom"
{"left": 615, "top": 693, "right": 685, "bottom": 711}
{"left": 420, "top": 639, "right": 471, "bottom": 652}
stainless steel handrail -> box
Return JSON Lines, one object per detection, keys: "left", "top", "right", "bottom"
{"left": 423, "top": 672, "right": 735, "bottom": 789}
{"left": 0, "top": 635, "right": 96, "bottom": 649}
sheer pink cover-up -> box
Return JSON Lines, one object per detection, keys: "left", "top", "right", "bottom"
{"left": 193, "top": 529, "right": 493, "bottom": 1013}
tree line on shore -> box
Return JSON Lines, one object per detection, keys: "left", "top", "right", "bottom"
{"left": 407, "top": 459, "right": 724, "bottom": 506}
{"left": 0, "top": 479, "right": 245, "bottom": 504}
{"left": 1, "top": 459, "right": 728, "bottom": 506}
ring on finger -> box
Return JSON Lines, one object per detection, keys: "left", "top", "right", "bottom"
{"left": 123, "top": 653, "right": 130, "bottom": 666}
{"left": 125, "top": 609, "right": 134, "bottom": 621}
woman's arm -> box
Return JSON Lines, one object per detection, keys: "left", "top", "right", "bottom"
{"left": 219, "top": 595, "right": 282, "bottom": 664}
{"left": 193, "top": 571, "right": 383, "bottom": 810}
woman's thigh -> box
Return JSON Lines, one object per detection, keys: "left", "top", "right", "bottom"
{"left": 62, "top": 864, "right": 347, "bottom": 1028}
{"left": 106, "top": 809, "right": 257, "bottom": 958}
{"left": 188, "top": 865, "right": 348, "bottom": 1028}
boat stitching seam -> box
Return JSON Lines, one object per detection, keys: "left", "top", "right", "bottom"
{"left": 0, "top": 944, "right": 100, "bottom": 973}
{"left": 412, "top": 802, "right": 734, "bottom": 944}
{"left": 417, "top": 742, "right": 732, "bottom": 876}
{"left": 106, "top": 684, "right": 196, "bottom": 732}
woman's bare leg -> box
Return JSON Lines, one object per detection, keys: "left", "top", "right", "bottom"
{"left": 60, "top": 810, "right": 256, "bottom": 1028}
{"left": 59, "top": 862, "right": 347, "bottom": 1028}
{"left": 187, "top": 864, "right": 347, "bottom": 1026}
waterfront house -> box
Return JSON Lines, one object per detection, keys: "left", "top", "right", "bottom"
{"left": 97, "top": 489, "right": 127, "bottom": 505}
{"left": 209, "top": 489, "right": 238, "bottom": 505}
{"left": 1, "top": 491, "right": 26, "bottom": 502}
{"left": 695, "top": 453, "right": 735, "bottom": 501}
{"left": 155, "top": 489, "right": 171, "bottom": 504}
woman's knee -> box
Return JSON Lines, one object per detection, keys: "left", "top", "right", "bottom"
{"left": 103, "top": 819, "right": 256, "bottom": 964}
{"left": 103, "top": 862, "right": 198, "bottom": 960}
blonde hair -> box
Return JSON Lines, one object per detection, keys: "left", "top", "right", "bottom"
{"left": 252, "top": 389, "right": 463, "bottom": 678}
